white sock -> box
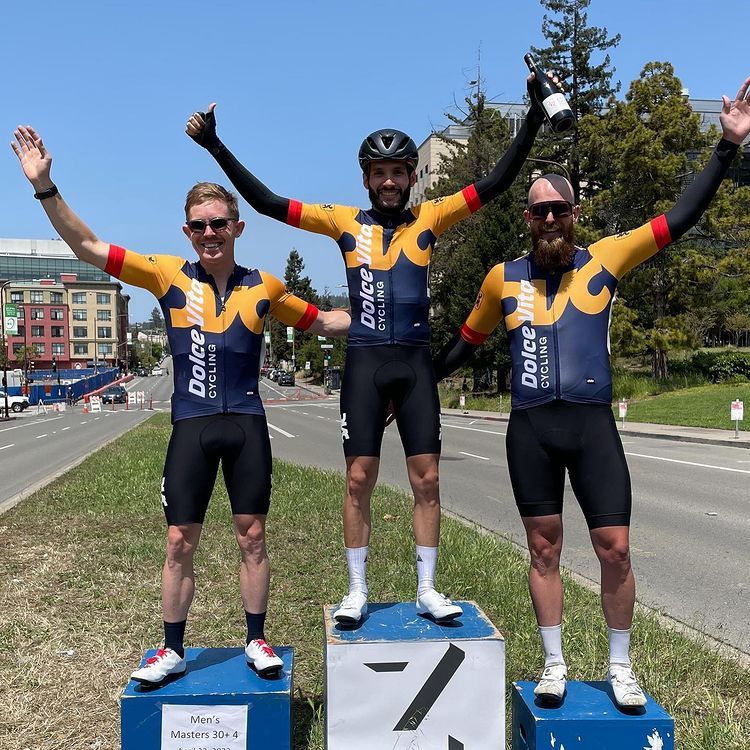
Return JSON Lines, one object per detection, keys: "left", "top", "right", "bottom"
{"left": 416, "top": 545, "right": 437, "bottom": 595}
{"left": 345, "top": 546, "right": 368, "bottom": 594}
{"left": 608, "top": 627, "right": 632, "bottom": 667}
{"left": 539, "top": 624, "right": 565, "bottom": 667}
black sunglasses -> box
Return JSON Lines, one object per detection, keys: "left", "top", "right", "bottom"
{"left": 186, "top": 217, "right": 237, "bottom": 233}
{"left": 528, "top": 201, "right": 573, "bottom": 220}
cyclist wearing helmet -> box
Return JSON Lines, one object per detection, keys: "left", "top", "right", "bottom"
{"left": 186, "top": 72, "right": 554, "bottom": 624}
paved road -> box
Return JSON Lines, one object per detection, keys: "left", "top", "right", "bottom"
{"left": 0, "top": 370, "right": 173, "bottom": 514}
{"left": 3, "top": 370, "right": 747, "bottom": 656}
{"left": 262, "top": 389, "right": 750, "bottom": 657}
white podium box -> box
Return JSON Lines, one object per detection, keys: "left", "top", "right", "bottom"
{"left": 324, "top": 601, "right": 504, "bottom": 749}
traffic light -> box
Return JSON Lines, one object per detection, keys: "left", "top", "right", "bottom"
{"left": 51, "top": 357, "right": 57, "bottom": 373}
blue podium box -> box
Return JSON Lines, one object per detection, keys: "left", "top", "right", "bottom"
{"left": 121, "top": 647, "right": 293, "bottom": 750}
{"left": 324, "top": 601, "right": 505, "bottom": 750}
{"left": 512, "top": 680, "right": 674, "bottom": 750}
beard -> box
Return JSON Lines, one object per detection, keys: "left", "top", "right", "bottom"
{"left": 368, "top": 185, "right": 411, "bottom": 215}
{"left": 531, "top": 222, "right": 576, "bottom": 271}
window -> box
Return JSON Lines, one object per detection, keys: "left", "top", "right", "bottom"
{"left": 12, "top": 343, "right": 23, "bottom": 354}
{"left": 52, "top": 343, "right": 65, "bottom": 355}
{"left": 51, "top": 326, "right": 65, "bottom": 338}
{"left": 10, "top": 292, "right": 23, "bottom": 303}
{"left": 50, "top": 309, "right": 64, "bottom": 320}
{"left": 17, "top": 325, "right": 25, "bottom": 337}
{"left": 96, "top": 293, "right": 111, "bottom": 305}
{"left": 31, "top": 326, "right": 44, "bottom": 337}
{"left": 30, "top": 291, "right": 44, "bottom": 303}
{"left": 31, "top": 308, "right": 44, "bottom": 320}
{"left": 97, "top": 326, "right": 112, "bottom": 339}
{"left": 97, "top": 309, "right": 112, "bottom": 321}
{"left": 73, "top": 343, "right": 88, "bottom": 355}
{"left": 73, "top": 326, "right": 88, "bottom": 338}
{"left": 72, "top": 309, "right": 87, "bottom": 321}
{"left": 98, "top": 343, "right": 113, "bottom": 356}
{"left": 17, "top": 308, "right": 24, "bottom": 320}
{"left": 50, "top": 292, "right": 63, "bottom": 303}
{"left": 71, "top": 292, "right": 86, "bottom": 304}
{"left": 35, "top": 343, "right": 46, "bottom": 355}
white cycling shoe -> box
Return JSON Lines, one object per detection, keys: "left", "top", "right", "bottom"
{"left": 245, "top": 639, "right": 283, "bottom": 677}
{"left": 608, "top": 664, "right": 647, "bottom": 707}
{"left": 415, "top": 589, "right": 463, "bottom": 622}
{"left": 131, "top": 647, "right": 186, "bottom": 685}
{"left": 333, "top": 590, "right": 368, "bottom": 624}
{"left": 534, "top": 663, "right": 567, "bottom": 701}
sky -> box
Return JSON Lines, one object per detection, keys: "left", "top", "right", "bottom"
{"left": 3, "top": 0, "right": 747, "bottom": 321}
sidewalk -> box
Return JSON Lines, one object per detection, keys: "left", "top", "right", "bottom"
{"left": 441, "top": 407, "right": 750, "bottom": 449}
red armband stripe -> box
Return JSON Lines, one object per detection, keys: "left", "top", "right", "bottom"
{"left": 296, "top": 303, "right": 319, "bottom": 331}
{"left": 460, "top": 322, "right": 488, "bottom": 346}
{"left": 651, "top": 214, "right": 671, "bottom": 250}
{"left": 287, "top": 199, "right": 303, "bottom": 227}
{"left": 462, "top": 184, "right": 482, "bottom": 214}
{"left": 105, "top": 244, "right": 126, "bottom": 278}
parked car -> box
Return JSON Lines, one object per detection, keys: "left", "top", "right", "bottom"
{"left": 151, "top": 366, "right": 164, "bottom": 376}
{"left": 136, "top": 367, "right": 148, "bottom": 377}
{"left": 0, "top": 391, "right": 30, "bottom": 413}
{"left": 101, "top": 385, "right": 127, "bottom": 404}
{"left": 277, "top": 371, "right": 295, "bottom": 386}
{"left": 266, "top": 368, "right": 278, "bottom": 381}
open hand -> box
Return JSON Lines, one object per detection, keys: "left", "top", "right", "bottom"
{"left": 11, "top": 126, "right": 53, "bottom": 189}
{"left": 720, "top": 76, "right": 750, "bottom": 145}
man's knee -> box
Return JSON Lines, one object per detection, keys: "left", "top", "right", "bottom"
{"left": 411, "top": 466, "right": 439, "bottom": 503}
{"left": 235, "top": 518, "right": 267, "bottom": 563}
{"left": 593, "top": 532, "right": 631, "bottom": 571}
{"left": 165, "top": 525, "right": 198, "bottom": 566}
{"left": 346, "top": 462, "right": 377, "bottom": 503}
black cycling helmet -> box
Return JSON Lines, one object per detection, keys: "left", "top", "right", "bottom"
{"left": 358, "top": 129, "right": 418, "bottom": 173}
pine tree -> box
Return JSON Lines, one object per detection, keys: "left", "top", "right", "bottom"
{"left": 531, "top": 0, "right": 621, "bottom": 202}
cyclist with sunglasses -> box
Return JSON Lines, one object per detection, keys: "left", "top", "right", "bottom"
{"left": 185, "top": 71, "right": 558, "bottom": 626}
{"left": 434, "top": 75, "right": 750, "bottom": 706}
{"left": 12, "top": 125, "right": 351, "bottom": 685}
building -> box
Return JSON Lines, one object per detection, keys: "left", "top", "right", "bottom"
{"left": 0, "top": 238, "right": 129, "bottom": 371}
{"left": 410, "top": 97, "right": 750, "bottom": 205}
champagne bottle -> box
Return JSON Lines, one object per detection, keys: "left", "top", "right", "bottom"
{"left": 524, "top": 53, "right": 575, "bottom": 133}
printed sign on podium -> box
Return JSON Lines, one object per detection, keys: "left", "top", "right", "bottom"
{"left": 121, "top": 647, "right": 293, "bottom": 750}
{"left": 324, "top": 601, "right": 505, "bottom": 749}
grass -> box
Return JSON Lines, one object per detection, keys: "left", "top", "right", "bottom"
{"left": 615, "top": 382, "right": 750, "bottom": 430}
{"left": 1, "top": 414, "right": 749, "bottom": 748}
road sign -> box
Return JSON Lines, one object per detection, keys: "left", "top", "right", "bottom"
{"left": 731, "top": 400, "right": 744, "bottom": 421}
{"left": 321, "top": 344, "right": 334, "bottom": 349}
{"left": 4, "top": 304, "right": 18, "bottom": 335}
{"left": 286, "top": 326, "right": 294, "bottom": 343}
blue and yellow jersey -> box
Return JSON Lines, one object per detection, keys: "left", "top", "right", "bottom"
{"left": 105, "top": 245, "right": 318, "bottom": 422}
{"left": 461, "top": 216, "right": 671, "bottom": 408}
{"left": 286, "top": 185, "right": 482, "bottom": 345}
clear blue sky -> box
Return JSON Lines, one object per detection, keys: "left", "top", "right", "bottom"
{"left": 3, "top": 0, "right": 747, "bottom": 321}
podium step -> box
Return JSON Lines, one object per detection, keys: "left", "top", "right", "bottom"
{"left": 512, "top": 679, "right": 674, "bottom": 749}
{"left": 324, "top": 601, "right": 505, "bottom": 749}
{"left": 121, "top": 646, "right": 293, "bottom": 750}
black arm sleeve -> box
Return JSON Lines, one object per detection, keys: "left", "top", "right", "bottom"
{"left": 664, "top": 138, "right": 739, "bottom": 241}
{"left": 191, "top": 110, "right": 291, "bottom": 222}
{"left": 473, "top": 106, "right": 545, "bottom": 205}
{"left": 433, "top": 332, "right": 479, "bottom": 382}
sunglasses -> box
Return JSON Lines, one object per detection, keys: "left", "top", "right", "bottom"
{"left": 528, "top": 201, "right": 573, "bottom": 220}
{"left": 186, "top": 217, "right": 237, "bottom": 233}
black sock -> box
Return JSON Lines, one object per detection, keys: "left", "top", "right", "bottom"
{"left": 245, "top": 611, "right": 267, "bottom": 644}
{"left": 164, "top": 620, "right": 187, "bottom": 658}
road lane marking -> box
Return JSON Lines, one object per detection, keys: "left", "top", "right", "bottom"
{"left": 0, "top": 444, "right": 14, "bottom": 451}
{"left": 0, "top": 416, "right": 64, "bottom": 434}
{"left": 625, "top": 452, "right": 750, "bottom": 475}
{"left": 267, "top": 422, "right": 295, "bottom": 438}
{"left": 35, "top": 434, "right": 48, "bottom": 439}
{"left": 443, "top": 423, "right": 506, "bottom": 437}
{"left": 61, "top": 426, "right": 71, "bottom": 431}
{"left": 460, "top": 451, "right": 490, "bottom": 461}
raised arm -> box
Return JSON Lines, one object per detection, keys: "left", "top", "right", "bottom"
{"left": 186, "top": 104, "right": 292, "bottom": 222}
{"left": 664, "top": 76, "right": 750, "bottom": 242}
{"left": 11, "top": 127, "right": 110, "bottom": 270}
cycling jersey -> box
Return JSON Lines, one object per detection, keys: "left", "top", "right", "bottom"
{"left": 460, "top": 218, "right": 671, "bottom": 409}
{"left": 105, "top": 245, "right": 318, "bottom": 422}
{"left": 287, "top": 193, "right": 479, "bottom": 345}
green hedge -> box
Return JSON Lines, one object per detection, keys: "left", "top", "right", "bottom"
{"left": 671, "top": 350, "right": 750, "bottom": 382}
